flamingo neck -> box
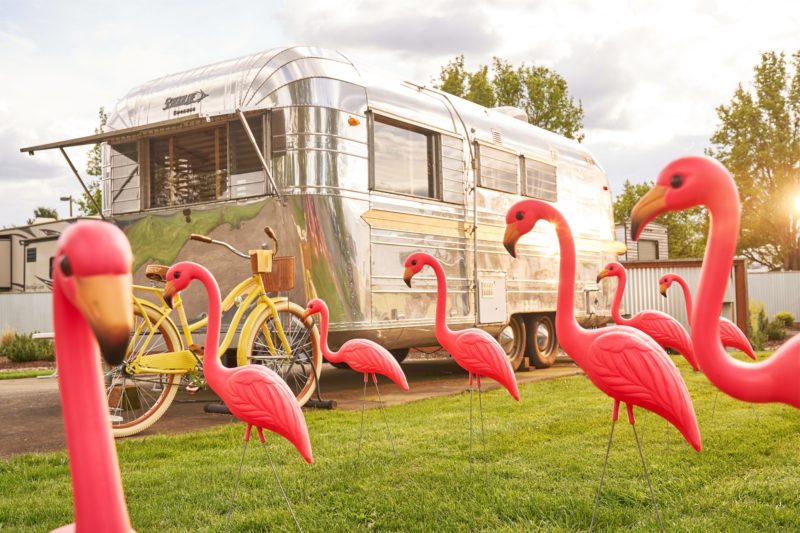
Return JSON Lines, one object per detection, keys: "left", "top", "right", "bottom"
{"left": 194, "top": 270, "right": 226, "bottom": 388}
{"left": 316, "top": 305, "right": 341, "bottom": 363}
{"left": 539, "top": 206, "right": 590, "bottom": 361}
{"left": 427, "top": 258, "right": 453, "bottom": 344}
{"left": 610, "top": 271, "right": 627, "bottom": 324}
{"left": 674, "top": 276, "right": 693, "bottom": 322}
{"left": 53, "top": 285, "right": 132, "bottom": 531}
{"left": 692, "top": 181, "right": 744, "bottom": 378}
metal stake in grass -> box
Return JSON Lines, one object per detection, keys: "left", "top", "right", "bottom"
{"left": 260, "top": 437, "right": 303, "bottom": 532}
{"left": 372, "top": 374, "right": 397, "bottom": 456}
{"left": 589, "top": 416, "right": 616, "bottom": 532}
{"left": 468, "top": 374, "right": 474, "bottom": 474}
{"left": 227, "top": 436, "right": 250, "bottom": 529}
{"left": 358, "top": 375, "right": 368, "bottom": 458}
{"left": 633, "top": 423, "right": 664, "bottom": 533}
{"left": 477, "top": 375, "right": 488, "bottom": 482}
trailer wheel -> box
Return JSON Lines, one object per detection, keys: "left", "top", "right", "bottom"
{"left": 331, "top": 361, "right": 351, "bottom": 370}
{"left": 390, "top": 348, "right": 410, "bottom": 364}
{"left": 498, "top": 315, "right": 526, "bottom": 371}
{"left": 525, "top": 314, "right": 558, "bottom": 368}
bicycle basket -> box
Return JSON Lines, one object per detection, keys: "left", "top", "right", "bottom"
{"left": 261, "top": 255, "right": 295, "bottom": 292}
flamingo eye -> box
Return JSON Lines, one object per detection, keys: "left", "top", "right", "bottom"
{"left": 411, "top": 260, "right": 417, "bottom": 266}
{"left": 670, "top": 174, "right": 684, "bottom": 188}
{"left": 173, "top": 271, "right": 181, "bottom": 280}
{"left": 59, "top": 256, "right": 73, "bottom": 277}
{"left": 515, "top": 211, "right": 524, "bottom": 221}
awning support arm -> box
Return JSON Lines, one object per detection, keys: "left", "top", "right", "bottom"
{"left": 236, "top": 109, "right": 282, "bottom": 203}
{"left": 60, "top": 147, "right": 106, "bottom": 220}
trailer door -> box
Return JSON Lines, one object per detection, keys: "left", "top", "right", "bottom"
{"left": 0, "top": 237, "right": 10, "bottom": 290}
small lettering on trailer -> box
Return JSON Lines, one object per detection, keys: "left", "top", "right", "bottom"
{"left": 162, "top": 90, "right": 209, "bottom": 110}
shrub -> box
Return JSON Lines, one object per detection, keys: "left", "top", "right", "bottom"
{"left": 765, "top": 318, "right": 787, "bottom": 341}
{"left": 774, "top": 311, "right": 795, "bottom": 328}
{"left": 748, "top": 301, "right": 768, "bottom": 351}
{"left": 4, "top": 333, "right": 54, "bottom": 363}
{"left": 0, "top": 329, "right": 16, "bottom": 352}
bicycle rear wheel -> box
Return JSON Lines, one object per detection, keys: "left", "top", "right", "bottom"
{"left": 105, "top": 303, "right": 182, "bottom": 437}
{"left": 239, "top": 300, "right": 322, "bottom": 406}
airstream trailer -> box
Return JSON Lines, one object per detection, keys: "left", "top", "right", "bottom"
{"left": 22, "top": 46, "right": 620, "bottom": 371}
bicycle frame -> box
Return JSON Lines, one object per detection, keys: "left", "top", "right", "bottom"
{"left": 128, "top": 273, "right": 293, "bottom": 375}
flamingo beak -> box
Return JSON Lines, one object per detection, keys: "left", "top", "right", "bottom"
{"left": 301, "top": 309, "right": 311, "bottom": 322}
{"left": 403, "top": 267, "right": 413, "bottom": 288}
{"left": 73, "top": 274, "right": 133, "bottom": 366}
{"left": 596, "top": 269, "right": 609, "bottom": 283}
{"left": 659, "top": 283, "right": 669, "bottom": 297}
{"left": 503, "top": 224, "right": 520, "bottom": 258}
{"left": 630, "top": 185, "right": 667, "bottom": 240}
{"left": 162, "top": 281, "right": 177, "bottom": 309}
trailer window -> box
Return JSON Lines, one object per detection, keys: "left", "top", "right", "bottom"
{"left": 149, "top": 126, "right": 228, "bottom": 208}
{"left": 523, "top": 157, "right": 557, "bottom": 202}
{"left": 229, "top": 116, "right": 266, "bottom": 198}
{"left": 109, "top": 143, "right": 140, "bottom": 214}
{"left": 478, "top": 144, "right": 518, "bottom": 193}
{"left": 373, "top": 117, "right": 435, "bottom": 198}
{"left": 441, "top": 135, "right": 464, "bottom": 204}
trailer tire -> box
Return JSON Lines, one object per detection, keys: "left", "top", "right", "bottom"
{"left": 331, "top": 361, "right": 351, "bottom": 370}
{"left": 525, "top": 314, "right": 558, "bottom": 369}
{"left": 390, "top": 348, "right": 410, "bottom": 364}
{"left": 498, "top": 315, "right": 526, "bottom": 371}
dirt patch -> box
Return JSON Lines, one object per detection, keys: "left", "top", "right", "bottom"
{"left": 0, "top": 355, "right": 55, "bottom": 371}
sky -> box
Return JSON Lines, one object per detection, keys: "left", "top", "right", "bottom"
{"left": 1, "top": 0, "right": 800, "bottom": 226}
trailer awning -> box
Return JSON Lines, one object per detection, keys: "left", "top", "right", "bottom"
{"left": 19, "top": 113, "right": 212, "bottom": 154}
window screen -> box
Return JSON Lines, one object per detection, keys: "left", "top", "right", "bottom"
{"left": 478, "top": 144, "right": 518, "bottom": 193}
{"left": 26, "top": 248, "right": 36, "bottom": 263}
{"left": 109, "top": 142, "right": 140, "bottom": 214}
{"left": 524, "top": 157, "right": 557, "bottom": 202}
{"left": 441, "top": 135, "right": 464, "bottom": 204}
{"left": 229, "top": 116, "right": 266, "bottom": 199}
{"left": 373, "top": 117, "right": 435, "bottom": 198}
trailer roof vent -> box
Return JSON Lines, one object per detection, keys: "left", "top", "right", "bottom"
{"left": 490, "top": 128, "right": 503, "bottom": 145}
{"left": 493, "top": 106, "right": 529, "bottom": 122}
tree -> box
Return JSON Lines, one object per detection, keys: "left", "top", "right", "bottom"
{"left": 613, "top": 180, "right": 708, "bottom": 259}
{"left": 435, "top": 56, "right": 585, "bottom": 141}
{"left": 27, "top": 207, "right": 59, "bottom": 225}
{"left": 708, "top": 51, "right": 800, "bottom": 270}
{"left": 75, "top": 107, "right": 108, "bottom": 216}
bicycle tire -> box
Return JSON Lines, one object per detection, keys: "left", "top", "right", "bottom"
{"left": 238, "top": 300, "right": 322, "bottom": 407}
{"left": 106, "top": 303, "right": 183, "bottom": 438}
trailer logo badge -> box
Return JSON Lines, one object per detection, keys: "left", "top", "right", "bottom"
{"left": 162, "top": 90, "right": 208, "bottom": 110}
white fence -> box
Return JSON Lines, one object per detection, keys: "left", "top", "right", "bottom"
{"left": 0, "top": 292, "right": 53, "bottom": 334}
{"left": 748, "top": 271, "right": 800, "bottom": 320}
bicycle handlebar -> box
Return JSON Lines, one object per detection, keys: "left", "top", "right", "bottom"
{"left": 263, "top": 226, "right": 278, "bottom": 255}
{"left": 189, "top": 233, "right": 249, "bottom": 259}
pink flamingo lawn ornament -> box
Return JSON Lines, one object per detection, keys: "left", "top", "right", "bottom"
{"left": 163, "top": 262, "right": 312, "bottom": 531}
{"left": 302, "top": 298, "right": 408, "bottom": 455}
{"left": 659, "top": 273, "right": 756, "bottom": 360}
{"left": 597, "top": 262, "right": 699, "bottom": 370}
{"left": 403, "top": 252, "right": 519, "bottom": 473}
{"left": 631, "top": 155, "right": 800, "bottom": 408}
{"left": 51, "top": 221, "right": 135, "bottom": 532}
{"left": 504, "top": 200, "right": 701, "bottom": 532}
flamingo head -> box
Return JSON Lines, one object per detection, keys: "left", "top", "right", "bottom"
{"left": 54, "top": 221, "right": 133, "bottom": 366}
{"left": 503, "top": 199, "right": 547, "bottom": 257}
{"left": 302, "top": 298, "right": 328, "bottom": 322}
{"left": 630, "top": 155, "right": 732, "bottom": 240}
{"left": 163, "top": 261, "right": 207, "bottom": 309}
{"left": 403, "top": 252, "right": 434, "bottom": 287}
{"left": 659, "top": 274, "right": 678, "bottom": 297}
{"left": 596, "top": 262, "right": 625, "bottom": 283}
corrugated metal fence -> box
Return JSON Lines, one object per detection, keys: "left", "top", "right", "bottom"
{"left": 0, "top": 292, "right": 52, "bottom": 333}
{"left": 620, "top": 259, "right": 745, "bottom": 331}
{"left": 747, "top": 271, "right": 800, "bottom": 319}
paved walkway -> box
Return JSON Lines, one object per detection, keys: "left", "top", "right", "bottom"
{"left": 1, "top": 357, "right": 581, "bottom": 458}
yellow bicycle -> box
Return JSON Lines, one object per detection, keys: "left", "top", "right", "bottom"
{"left": 105, "top": 229, "right": 322, "bottom": 437}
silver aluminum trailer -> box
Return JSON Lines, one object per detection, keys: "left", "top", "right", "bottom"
{"left": 21, "top": 46, "right": 622, "bottom": 370}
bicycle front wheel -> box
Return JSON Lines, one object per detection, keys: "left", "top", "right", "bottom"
{"left": 105, "top": 303, "right": 182, "bottom": 437}
{"left": 239, "top": 300, "right": 322, "bottom": 406}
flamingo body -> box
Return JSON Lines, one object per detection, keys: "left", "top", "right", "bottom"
{"left": 504, "top": 200, "right": 700, "bottom": 450}
{"left": 631, "top": 156, "right": 800, "bottom": 407}
{"left": 304, "top": 298, "right": 409, "bottom": 391}
{"left": 403, "top": 253, "right": 519, "bottom": 401}
{"left": 598, "top": 262, "right": 698, "bottom": 370}
{"left": 164, "top": 263, "right": 313, "bottom": 463}
{"left": 52, "top": 221, "right": 136, "bottom": 532}
{"left": 660, "top": 273, "right": 756, "bottom": 360}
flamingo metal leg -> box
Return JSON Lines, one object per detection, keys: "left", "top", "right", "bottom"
{"left": 260, "top": 436, "right": 302, "bottom": 532}
{"left": 468, "top": 373, "right": 473, "bottom": 473}
{"left": 589, "top": 411, "right": 616, "bottom": 532}
{"left": 372, "top": 374, "right": 396, "bottom": 455}
{"left": 477, "top": 375, "right": 488, "bottom": 481}
{"left": 226, "top": 432, "right": 251, "bottom": 529}
{"left": 632, "top": 423, "right": 664, "bottom": 533}
{"left": 358, "top": 373, "right": 368, "bottom": 457}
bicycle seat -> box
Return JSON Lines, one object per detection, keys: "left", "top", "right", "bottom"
{"left": 145, "top": 264, "right": 169, "bottom": 283}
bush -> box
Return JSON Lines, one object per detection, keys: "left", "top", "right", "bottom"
{"left": 4, "top": 333, "right": 54, "bottom": 363}
{"left": 748, "top": 301, "right": 768, "bottom": 351}
{"left": 0, "top": 329, "right": 16, "bottom": 352}
{"left": 774, "top": 311, "right": 795, "bottom": 328}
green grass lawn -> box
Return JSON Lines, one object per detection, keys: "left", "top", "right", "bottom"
{"left": 0, "top": 369, "right": 54, "bottom": 381}
{"left": 1, "top": 354, "right": 798, "bottom": 531}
